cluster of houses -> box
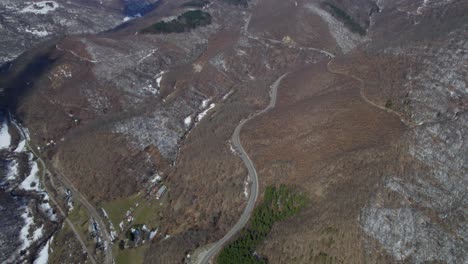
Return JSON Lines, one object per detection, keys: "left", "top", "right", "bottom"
{"left": 119, "top": 224, "right": 158, "bottom": 249}
{"left": 147, "top": 174, "right": 168, "bottom": 200}
{"left": 89, "top": 218, "right": 105, "bottom": 250}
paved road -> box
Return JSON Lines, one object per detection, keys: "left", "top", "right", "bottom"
{"left": 10, "top": 117, "right": 110, "bottom": 264}
{"left": 198, "top": 73, "right": 289, "bottom": 264}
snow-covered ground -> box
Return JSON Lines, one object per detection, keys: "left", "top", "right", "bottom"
{"left": 123, "top": 14, "right": 142, "bottom": 22}
{"left": 0, "top": 119, "right": 11, "bottom": 149}
{"left": 150, "top": 228, "right": 159, "bottom": 240}
{"left": 142, "top": 83, "right": 159, "bottom": 95}
{"left": 19, "top": 161, "right": 41, "bottom": 191}
{"left": 6, "top": 159, "right": 19, "bottom": 180}
{"left": 67, "top": 199, "right": 74, "bottom": 212}
{"left": 19, "top": 1, "right": 59, "bottom": 15}
{"left": 33, "top": 236, "right": 52, "bottom": 264}
{"left": 15, "top": 139, "right": 26, "bottom": 152}
{"left": 156, "top": 71, "right": 165, "bottom": 88}
{"left": 151, "top": 174, "right": 162, "bottom": 183}
{"left": 184, "top": 116, "right": 192, "bottom": 127}
{"left": 40, "top": 193, "right": 57, "bottom": 221}
{"left": 201, "top": 99, "right": 211, "bottom": 108}
{"left": 197, "top": 103, "right": 215, "bottom": 122}
{"left": 19, "top": 208, "right": 44, "bottom": 252}
{"left": 24, "top": 28, "right": 50, "bottom": 37}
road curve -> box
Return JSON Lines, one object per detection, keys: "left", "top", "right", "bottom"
{"left": 199, "top": 73, "right": 289, "bottom": 264}
{"left": 10, "top": 117, "right": 110, "bottom": 264}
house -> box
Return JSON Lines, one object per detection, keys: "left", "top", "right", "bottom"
{"left": 155, "top": 185, "right": 167, "bottom": 199}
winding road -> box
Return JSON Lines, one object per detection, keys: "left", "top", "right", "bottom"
{"left": 198, "top": 73, "right": 289, "bottom": 264}
{"left": 196, "top": 12, "right": 337, "bottom": 264}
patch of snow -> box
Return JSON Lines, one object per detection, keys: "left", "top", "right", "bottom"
{"left": 161, "top": 16, "right": 178, "bottom": 22}
{"left": 149, "top": 228, "right": 159, "bottom": 240}
{"left": 229, "top": 142, "right": 236, "bottom": 154}
{"left": 156, "top": 71, "right": 165, "bottom": 87}
{"left": 67, "top": 199, "right": 74, "bottom": 212}
{"left": 20, "top": 208, "right": 44, "bottom": 251}
{"left": 201, "top": 99, "right": 211, "bottom": 108}
{"left": 20, "top": 162, "right": 41, "bottom": 191}
{"left": 22, "top": 127, "right": 31, "bottom": 140}
{"left": 0, "top": 120, "right": 11, "bottom": 149}
{"left": 244, "top": 180, "right": 249, "bottom": 198}
{"left": 123, "top": 13, "right": 141, "bottom": 22}
{"left": 39, "top": 193, "right": 57, "bottom": 221}
{"left": 33, "top": 236, "right": 52, "bottom": 264}
{"left": 193, "top": 63, "right": 203, "bottom": 73}
{"left": 196, "top": 103, "right": 215, "bottom": 122}
{"left": 101, "top": 208, "right": 109, "bottom": 219}
{"left": 110, "top": 231, "right": 117, "bottom": 241}
{"left": 6, "top": 159, "right": 19, "bottom": 180}
{"left": 222, "top": 90, "right": 234, "bottom": 101}
{"left": 24, "top": 28, "right": 50, "bottom": 37}
{"left": 138, "top": 49, "right": 157, "bottom": 63}
{"left": 20, "top": 1, "right": 59, "bottom": 15}
{"left": 59, "top": 68, "right": 72, "bottom": 78}
{"left": 151, "top": 174, "right": 162, "bottom": 183}
{"left": 142, "top": 83, "right": 158, "bottom": 95}
{"left": 236, "top": 49, "right": 247, "bottom": 56}
{"left": 119, "top": 221, "right": 124, "bottom": 231}
{"left": 15, "top": 140, "right": 26, "bottom": 152}
{"left": 184, "top": 116, "right": 192, "bottom": 127}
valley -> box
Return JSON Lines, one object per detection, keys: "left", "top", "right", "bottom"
{"left": 0, "top": 0, "right": 466, "bottom": 263}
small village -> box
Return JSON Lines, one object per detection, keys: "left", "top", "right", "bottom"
{"left": 94, "top": 173, "right": 169, "bottom": 261}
